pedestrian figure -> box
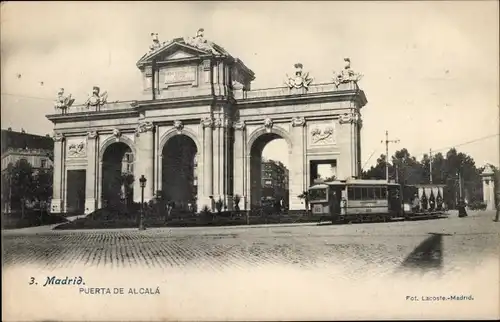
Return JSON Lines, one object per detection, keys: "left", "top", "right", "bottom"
{"left": 340, "top": 197, "right": 347, "bottom": 215}
{"left": 421, "top": 194, "right": 428, "bottom": 211}
{"left": 412, "top": 194, "right": 420, "bottom": 213}
{"left": 457, "top": 198, "right": 468, "bottom": 217}
{"left": 436, "top": 195, "right": 443, "bottom": 211}
{"left": 331, "top": 191, "right": 339, "bottom": 223}
{"left": 429, "top": 195, "right": 436, "bottom": 211}
{"left": 165, "top": 201, "right": 174, "bottom": 221}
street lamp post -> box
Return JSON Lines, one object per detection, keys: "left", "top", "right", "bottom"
{"left": 139, "top": 175, "right": 147, "bottom": 230}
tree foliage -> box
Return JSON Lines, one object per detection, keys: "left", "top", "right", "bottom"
{"left": 362, "top": 147, "right": 489, "bottom": 207}
{"left": 2, "top": 159, "right": 53, "bottom": 216}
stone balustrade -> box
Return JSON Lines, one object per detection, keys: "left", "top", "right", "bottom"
{"left": 50, "top": 82, "right": 360, "bottom": 115}
{"left": 53, "top": 100, "right": 136, "bottom": 115}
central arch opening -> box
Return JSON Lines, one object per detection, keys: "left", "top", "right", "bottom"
{"left": 250, "top": 133, "right": 290, "bottom": 210}
{"left": 162, "top": 135, "right": 198, "bottom": 211}
{"left": 101, "top": 142, "right": 134, "bottom": 209}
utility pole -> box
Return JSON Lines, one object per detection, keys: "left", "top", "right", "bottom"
{"left": 381, "top": 130, "right": 400, "bottom": 182}
{"left": 458, "top": 170, "right": 462, "bottom": 199}
{"left": 429, "top": 149, "right": 433, "bottom": 184}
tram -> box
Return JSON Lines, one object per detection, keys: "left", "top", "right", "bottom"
{"left": 308, "top": 179, "right": 447, "bottom": 224}
{"left": 309, "top": 179, "right": 403, "bottom": 223}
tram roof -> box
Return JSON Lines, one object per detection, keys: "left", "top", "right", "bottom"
{"left": 406, "top": 184, "right": 447, "bottom": 188}
{"left": 309, "top": 179, "right": 400, "bottom": 189}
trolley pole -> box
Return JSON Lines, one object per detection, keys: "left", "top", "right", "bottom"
{"left": 381, "top": 130, "right": 400, "bottom": 182}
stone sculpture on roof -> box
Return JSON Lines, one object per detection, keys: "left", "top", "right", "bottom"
{"left": 149, "top": 33, "right": 162, "bottom": 52}
{"left": 183, "top": 28, "right": 218, "bottom": 54}
{"left": 54, "top": 88, "right": 75, "bottom": 115}
{"left": 332, "top": 57, "right": 363, "bottom": 87}
{"left": 85, "top": 86, "right": 108, "bottom": 109}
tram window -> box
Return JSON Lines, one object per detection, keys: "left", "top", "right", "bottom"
{"left": 373, "top": 188, "right": 380, "bottom": 199}
{"left": 309, "top": 188, "right": 327, "bottom": 201}
{"left": 381, "top": 188, "right": 387, "bottom": 199}
{"left": 348, "top": 187, "right": 355, "bottom": 199}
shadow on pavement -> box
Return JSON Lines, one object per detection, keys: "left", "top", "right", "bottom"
{"left": 396, "top": 232, "right": 453, "bottom": 274}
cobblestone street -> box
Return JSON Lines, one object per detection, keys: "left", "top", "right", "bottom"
{"left": 3, "top": 211, "right": 499, "bottom": 275}
{"left": 3, "top": 211, "right": 500, "bottom": 321}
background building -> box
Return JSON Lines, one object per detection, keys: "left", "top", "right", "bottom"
{"left": 1, "top": 128, "right": 54, "bottom": 172}
{"left": 1, "top": 128, "right": 54, "bottom": 212}
{"left": 261, "top": 159, "right": 289, "bottom": 205}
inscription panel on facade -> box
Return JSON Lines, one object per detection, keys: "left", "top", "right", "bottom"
{"left": 162, "top": 65, "right": 197, "bottom": 88}
{"left": 307, "top": 121, "right": 336, "bottom": 147}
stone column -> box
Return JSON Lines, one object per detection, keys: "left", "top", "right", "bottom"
{"left": 233, "top": 120, "right": 247, "bottom": 210}
{"left": 223, "top": 119, "right": 233, "bottom": 210}
{"left": 289, "top": 116, "right": 306, "bottom": 210}
{"left": 481, "top": 165, "right": 496, "bottom": 211}
{"left": 201, "top": 117, "right": 214, "bottom": 210}
{"left": 213, "top": 118, "right": 222, "bottom": 200}
{"left": 84, "top": 131, "right": 98, "bottom": 214}
{"left": 50, "top": 133, "right": 64, "bottom": 213}
{"left": 134, "top": 121, "right": 155, "bottom": 202}
{"left": 97, "top": 160, "right": 103, "bottom": 209}
{"left": 337, "top": 112, "right": 357, "bottom": 179}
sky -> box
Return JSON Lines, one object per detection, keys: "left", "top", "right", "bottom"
{"left": 1, "top": 1, "right": 499, "bottom": 171}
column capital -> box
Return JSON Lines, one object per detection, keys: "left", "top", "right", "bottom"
{"left": 338, "top": 112, "right": 361, "bottom": 125}
{"left": 291, "top": 116, "right": 306, "bottom": 127}
{"left": 201, "top": 117, "right": 214, "bottom": 129}
{"left": 135, "top": 121, "right": 154, "bottom": 136}
{"left": 233, "top": 120, "right": 246, "bottom": 131}
{"left": 214, "top": 118, "right": 223, "bottom": 128}
{"left": 52, "top": 132, "right": 65, "bottom": 142}
{"left": 87, "top": 131, "right": 98, "bottom": 139}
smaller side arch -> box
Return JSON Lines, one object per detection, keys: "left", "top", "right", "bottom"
{"left": 246, "top": 125, "right": 293, "bottom": 156}
{"left": 158, "top": 128, "right": 201, "bottom": 154}
{"left": 99, "top": 135, "right": 136, "bottom": 162}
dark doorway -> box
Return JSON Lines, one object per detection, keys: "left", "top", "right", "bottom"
{"left": 162, "top": 135, "right": 198, "bottom": 211}
{"left": 67, "top": 170, "right": 86, "bottom": 214}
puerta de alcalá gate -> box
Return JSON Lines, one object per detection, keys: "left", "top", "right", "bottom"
{"left": 47, "top": 29, "right": 367, "bottom": 214}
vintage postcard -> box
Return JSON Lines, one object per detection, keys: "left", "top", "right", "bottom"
{"left": 1, "top": 1, "right": 499, "bottom": 321}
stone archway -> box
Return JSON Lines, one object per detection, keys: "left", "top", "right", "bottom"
{"left": 246, "top": 128, "right": 293, "bottom": 210}
{"left": 161, "top": 134, "right": 198, "bottom": 211}
{"left": 101, "top": 141, "right": 134, "bottom": 209}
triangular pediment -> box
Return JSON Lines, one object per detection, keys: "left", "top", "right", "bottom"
{"left": 137, "top": 40, "right": 219, "bottom": 67}
{"left": 165, "top": 50, "right": 195, "bottom": 60}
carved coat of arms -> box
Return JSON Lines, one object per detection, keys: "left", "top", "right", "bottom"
{"left": 54, "top": 88, "right": 75, "bottom": 114}
{"left": 285, "top": 63, "right": 313, "bottom": 90}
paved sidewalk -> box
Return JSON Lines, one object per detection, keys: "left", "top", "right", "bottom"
{"left": 2, "top": 209, "right": 496, "bottom": 236}
{"left": 1, "top": 214, "right": 87, "bottom": 235}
